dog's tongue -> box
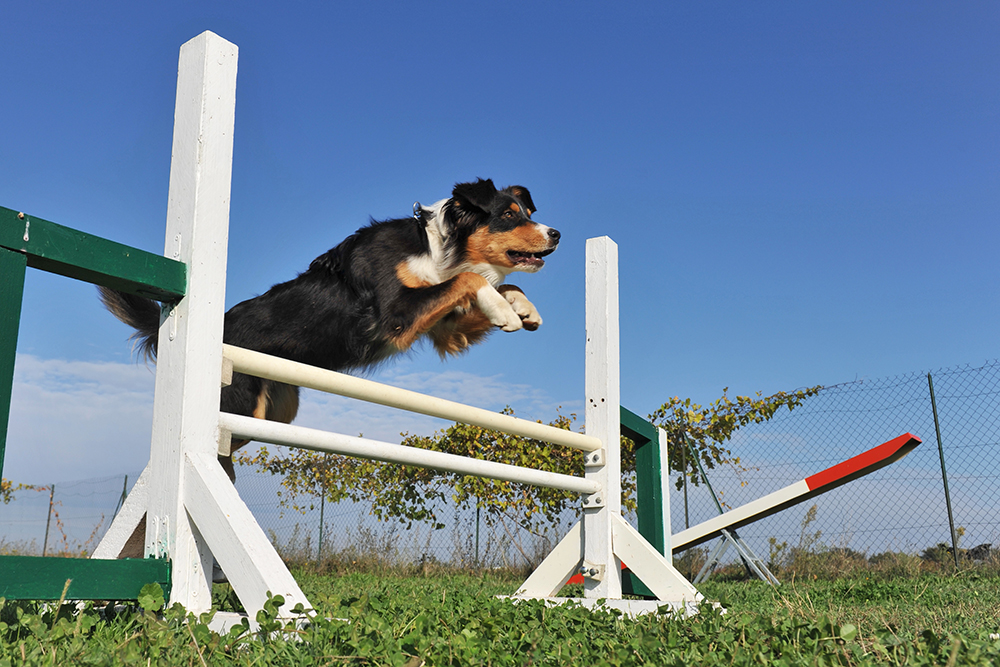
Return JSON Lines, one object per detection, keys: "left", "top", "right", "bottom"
{"left": 508, "top": 250, "right": 545, "bottom": 267}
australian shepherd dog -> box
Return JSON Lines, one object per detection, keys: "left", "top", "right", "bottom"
{"left": 100, "top": 178, "right": 559, "bottom": 479}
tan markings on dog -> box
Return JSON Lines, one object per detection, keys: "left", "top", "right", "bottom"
{"left": 253, "top": 387, "right": 269, "bottom": 419}
{"left": 252, "top": 381, "right": 300, "bottom": 423}
{"left": 396, "top": 260, "right": 432, "bottom": 288}
{"left": 429, "top": 309, "right": 494, "bottom": 356}
{"left": 508, "top": 188, "right": 533, "bottom": 215}
{"left": 267, "top": 382, "right": 300, "bottom": 424}
{"left": 467, "top": 226, "right": 550, "bottom": 267}
{"left": 509, "top": 203, "right": 520, "bottom": 214}
{"left": 390, "top": 272, "right": 490, "bottom": 349}
{"left": 509, "top": 224, "right": 549, "bottom": 247}
{"left": 465, "top": 229, "right": 498, "bottom": 265}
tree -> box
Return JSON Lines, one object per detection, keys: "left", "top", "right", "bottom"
{"left": 649, "top": 386, "right": 822, "bottom": 490}
{"left": 237, "top": 409, "right": 632, "bottom": 540}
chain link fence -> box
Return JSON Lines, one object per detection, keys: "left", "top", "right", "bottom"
{"left": 675, "top": 359, "right": 1000, "bottom": 571}
{"left": 0, "top": 473, "right": 132, "bottom": 557}
{"left": 2, "top": 359, "right": 998, "bottom": 575}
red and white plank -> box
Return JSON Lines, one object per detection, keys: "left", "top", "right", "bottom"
{"left": 671, "top": 433, "right": 921, "bottom": 551}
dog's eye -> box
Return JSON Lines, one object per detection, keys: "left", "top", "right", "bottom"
{"left": 502, "top": 210, "right": 514, "bottom": 219}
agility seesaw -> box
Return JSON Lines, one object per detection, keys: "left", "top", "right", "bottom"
{"left": 569, "top": 432, "right": 921, "bottom": 590}
{"left": 670, "top": 432, "right": 921, "bottom": 551}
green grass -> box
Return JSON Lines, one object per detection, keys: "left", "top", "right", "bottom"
{"left": 2, "top": 569, "right": 1000, "bottom": 665}
{"left": 701, "top": 571, "right": 1000, "bottom": 644}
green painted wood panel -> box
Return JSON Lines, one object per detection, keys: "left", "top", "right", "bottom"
{"left": 0, "top": 206, "right": 185, "bottom": 301}
{"left": 0, "top": 556, "right": 170, "bottom": 601}
{"left": 620, "top": 406, "right": 663, "bottom": 598}
{"left": 0, "top": 248, "right": 27, "bottom": 477}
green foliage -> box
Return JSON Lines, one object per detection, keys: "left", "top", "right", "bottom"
{"left": 649, "top": 386, "right": 822, "bottom": 490}
{"left": 701, "top": 571, "right": 1000, "bottom": 664}
{"left": 3, "top": 571, "right": 1000, "bottom": 665}
{"left": 238, "top": 408, "right": 638, "bottom": 539}
{"left": 921, "top": 527, "right": 966, "bottom": 564}
{"left": 137, "top": 583, "right": 165, "bottom": 613}
{"left": 756, "top": 507, "right": 977, "bottom": 581}
{"left": 0, "top": 479, "right": 35, "bottom": 505}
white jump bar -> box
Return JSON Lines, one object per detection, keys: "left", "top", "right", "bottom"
{"left": 220, "top": 413, "right": 601, "bottom": 495}
{"left": 223, "top": 344, "right": 603, "bottom": 452}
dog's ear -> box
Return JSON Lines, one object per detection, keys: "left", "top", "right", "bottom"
{"left": 450, "top": 179, "right": 497, "bottom": 220}
{"left": 504, "top": 185, "right": 536, "bottom": 215}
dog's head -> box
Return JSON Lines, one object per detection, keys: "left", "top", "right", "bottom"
{"left": 442, "top": 179, "right": 560, "bottom": 276}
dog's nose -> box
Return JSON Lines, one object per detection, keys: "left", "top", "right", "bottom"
{"left": 548, "top": 228, "right": 561, "bottom": 243}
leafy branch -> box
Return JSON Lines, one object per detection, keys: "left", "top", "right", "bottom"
{"left": 649, "top": 386, "right": 822, "bottom": 489}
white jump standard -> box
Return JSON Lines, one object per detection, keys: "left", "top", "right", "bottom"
{"left": 94, "top": 31, "right": 701, "bottom": 629}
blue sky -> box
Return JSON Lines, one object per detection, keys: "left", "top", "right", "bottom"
{"left": 3, "top": 2, "right": 998, "bottom": 483}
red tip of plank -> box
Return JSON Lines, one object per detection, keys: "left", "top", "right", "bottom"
{"left": 805, "top": 433, "right": 921, "bottom": 492}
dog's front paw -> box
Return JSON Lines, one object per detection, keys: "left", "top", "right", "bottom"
{"left": 476, "top": 286, "right": 523, "bottom": 332}
{"left": 498, "top": 285, "right": 542, "bottom": 331}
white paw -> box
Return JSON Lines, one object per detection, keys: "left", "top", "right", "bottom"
{"left": 501, "top": 287, "right": 542, "bottom": 331}
{"left": 477, "top": 286, "right": 523, "bottom": 332}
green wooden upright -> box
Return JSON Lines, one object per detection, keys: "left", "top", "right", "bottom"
{"left": 620, "top": 406, "right": 667, "bottom": 597}
{"left": 0, "top": 206, "right": 184, "bottom": 601}
{"left": 0, "top": 247, "right": 27, "bottom": 475}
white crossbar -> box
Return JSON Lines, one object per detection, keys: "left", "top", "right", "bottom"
{"left": 223, "top": 344, "right": 602, "bottom": 452}
{"left": 220, "top": 413, "right": 601, "bottom": 495}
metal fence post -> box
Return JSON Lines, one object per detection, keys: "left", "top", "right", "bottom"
{"left": 927, "top": 372, "right": 959, "bottom": 568}
{"left": 317, "top": 478, "right": 326, "bottom": 562}
{"left": 113, "top": 474, "right": 128, "bottom": 520}
{"left": 475, "top": 504, "right": 481, "bottom": 567}
{"left": 681, "top": 441, "right": 689, "bottom": 529}
{"left": 42, "top": 484, "right": 55, "bottom": 556}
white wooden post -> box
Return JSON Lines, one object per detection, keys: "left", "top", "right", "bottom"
{"left": 143, "top": 31, "right": 239, "bottom": 612}
{"left": 148, "top": 31, "right": 313, "bottom": 626}
{"left": 582, "top": 236, "right": 622, "bottom": 598}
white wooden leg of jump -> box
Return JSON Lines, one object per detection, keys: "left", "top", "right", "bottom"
{"left": 91, "top": 464, "right": 151, "bottom": 559}
{"left": 515, "top": 521, "right": 583, "bottom": 597}
{"left": 583, "top": 237, "right": 622, "bottom": 599}
{"left": 611, "top": 515, "right": 701, "bottom": 602}
{"left": 183, "top": 453, "right": 312, "bottom": 622}
{"left": 145, "top": 30, "right": 238, "bottom": 614}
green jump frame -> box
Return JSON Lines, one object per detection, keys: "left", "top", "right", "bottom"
{"left": 0, "top": 206, "right": 184, "bottom": 603}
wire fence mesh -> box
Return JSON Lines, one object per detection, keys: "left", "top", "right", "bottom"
{"left": 673, "top": 359, "right": 1000, "bottom": 571}
{"left": 2, "top": 359, "right": 998, "bottom": 575}
{"left": 0, "top": 473, "right": 131, "bottom": 557}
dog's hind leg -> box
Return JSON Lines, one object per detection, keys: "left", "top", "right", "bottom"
{"left": 218, "top": 380, "right": 301, "bottom": 479}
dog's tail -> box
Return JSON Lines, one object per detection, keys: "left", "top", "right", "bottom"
{"left": 98, "top": 286, "right": 161, "bottom": 362}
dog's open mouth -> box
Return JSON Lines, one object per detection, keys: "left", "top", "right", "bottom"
{"left": 507, "top": 247, "right": 555, "bottom": 267}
